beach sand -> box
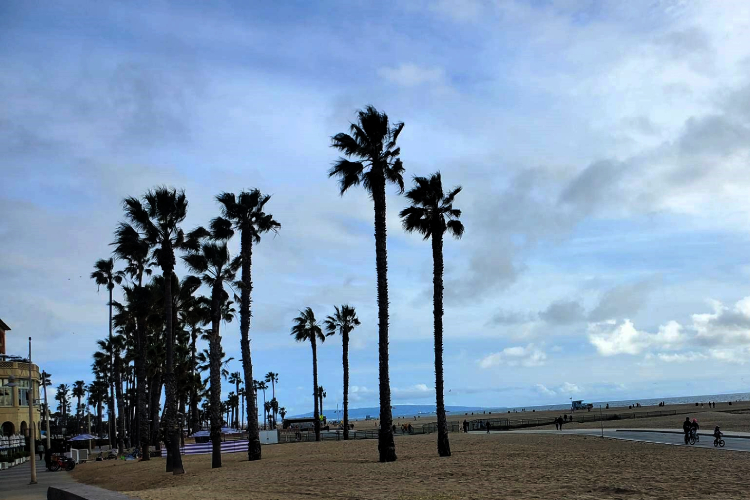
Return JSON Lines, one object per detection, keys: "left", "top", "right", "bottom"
{"left": 72, "top": 431, "right": 748, "bottom": 499}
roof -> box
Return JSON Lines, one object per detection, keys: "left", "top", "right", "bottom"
{"left": 0, "top": 319, "right": 9, "bottom": 331}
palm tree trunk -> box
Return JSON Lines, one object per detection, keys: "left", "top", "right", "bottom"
{"left": 239, "top": 231, "right": 262, "bottom": 461}
{"left": 163, "top": 264, "right": 184, "bottom": 474}
{"left": 209, "top": 282, "right": 223, "bottom": 469}
{"left": 150, "top": 373, "right": 163, "bottom": 452}
{"left": 115, "top": 356, "right": 126, "bottom": 454}
{"left": 432, "top": 232, "right": 451, "bottom": 457}
{"left": 97, "top": 402, "right": 103, "bottom": 439}
{"left": 191, "top": 329, "right": 200, "bottom": 435}
{"left": 135, "top": 275, "right": 151, "bottom": 460}
{"left": 373, "top": 177, "right": 396, "bottom": 462}
{"left": 108, "top": 287, "right": 115, "bottom": 449}
{"left": 343, "top": 331, "right": 349, "bottom": 440}
{"left": 311, "top": 337, "right": 321, "bottom": 442}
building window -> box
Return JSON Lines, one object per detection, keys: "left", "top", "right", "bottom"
{"left": 0, "top": 378, "right": 12, "bottom": 407}
{"left": 18, "top": 379, "right": 30, "bottom": 406}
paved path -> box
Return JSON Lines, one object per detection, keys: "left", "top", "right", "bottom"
{"left": 469, "top": 428, "right": 750, "bottom": 452}
{"left": 0, "top": 457, "right": 76, "bottom": 500}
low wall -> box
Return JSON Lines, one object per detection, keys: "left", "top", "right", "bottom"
{"left": 48, "top": 484, "right": 136, "bottom": 500}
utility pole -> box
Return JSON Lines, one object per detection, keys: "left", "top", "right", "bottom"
{"left": 29, "top": 337, "right": 37, "bottom": 484}
{"left": 43, "top": 373, "right": 51, "bottom": 449}
{"left": 599, "top": 405, "right": 604, "bottom": 438}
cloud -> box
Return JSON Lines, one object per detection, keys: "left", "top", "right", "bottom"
{"left": 535, "top": 384, "right": 555, "bottom": 396}
{"left": 378, "top": 64, "right": 446, "bottom": 87}
{"left": 539, "top": 299, "right": 585, "bottom": 325}
{"left": 534, "top": 382, "right": 581, "bottom": 397}
{"left": 588, "top": 319, "right": 684, "bottom": 356}
{"left": 348, "top": 386, "right": 375, "bottom": 403}
{"left": 588, "top": 281, "right": 654, "bottom": 322}
{"left": 392, "top": 384, "right": 434, "bottom": 401}
{"left": 479, "top": 344, "right": 546, "bottom": 368}
{"left": 692, "top": 297, "right": 750, "bottom": 346}
{"left": 488, "top": 309, "right": 534, "bottom": 326}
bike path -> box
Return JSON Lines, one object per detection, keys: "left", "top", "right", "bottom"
{"left": 0, "top": 457, "right": 76, "bottom": 500}
{"left": 470, "top": 429, "right": 750, "bottom": 452}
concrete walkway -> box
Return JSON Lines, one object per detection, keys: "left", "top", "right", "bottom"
{"left": 0, "top": 457, "right": 76, "bottom": 500}
{"left": 469, "top": 428, "right": 750, "bottom": 452}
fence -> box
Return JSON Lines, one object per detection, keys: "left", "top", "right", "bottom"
{"left": 178, "top": 439, "right": 248, "bottom": 456}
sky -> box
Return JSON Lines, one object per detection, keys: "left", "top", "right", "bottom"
{"left": 2, "top": 0, "right": 750, "bottom": 418}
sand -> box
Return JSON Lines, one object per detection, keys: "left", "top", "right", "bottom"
{"left": 72, "top": 431, "right": 748, "bottom": 500}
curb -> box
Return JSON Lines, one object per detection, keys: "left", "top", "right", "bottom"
{"left": 616, "top": 429, "right": 750, "bottom": 440}
{"left": 48, "top": 485, "right": 138, "bottom": 500}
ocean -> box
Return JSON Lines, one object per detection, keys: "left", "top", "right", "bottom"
{"left": 293, "top": 392, "right": 750, "bottom": 421}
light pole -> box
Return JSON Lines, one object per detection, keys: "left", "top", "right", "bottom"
{"left": 42, "top": 372, "right": 51, "bottom": 449}
{"left": 28, "top": 337, "right": 37, "bottom": 484}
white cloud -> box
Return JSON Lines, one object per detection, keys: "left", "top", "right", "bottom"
{"left": 479, "top": 344, "right": 546, "bottom": 368}
{"left": 535, "top": 384, "right": 556, "bottom": 396}
{"left": 391, "top": 383, "right": 433, "bottom": 400}
{"left": 560, "top": 382, "right": 581, "bottom": 394}
{"left": 656, "top": 352, "right": 706, "bottom": 363}
{"left": 348, "top": 386, "right": 375, "bottom": 403}
{"left": 378, "top": 63, "right": 446, "bottom": 87}
{"left": 534, "top": 382, "right": 581, "bottom": 397}
{"left": 588, "top": 319, "right": 686, "bottom": 356}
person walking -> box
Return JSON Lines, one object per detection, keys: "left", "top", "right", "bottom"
{"left": 682, "top": 417, "right": 691, "bottom": 444}
{"left": 486, "top": 420, "right": 491, "bottom": 433}
{"left": 554, "top": 417, "right": 559, "bottom": 430}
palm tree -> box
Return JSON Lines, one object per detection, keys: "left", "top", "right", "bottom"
{"left": 270, "top": 398, "right": 279, "bottom": 429}
{"left": 329, "top": 105, "right": 404, "bottom": 462}
{"left": 112, "top": 221, "right": 152, "bottom": 459}
{"left": 264, "top": 372, "right": 278, "bottom": 426}
{"left": 88, "top": 379, "right": 108, "bottom": 439}
{"left": 400, "top": 172, "right": 464, "bottom": 457}
{"left": 91, "top": 258, "right": 123, "bottom": 448}
{"left": 256, "top": 381, "right": 268, "bottom": 430}
{"left": 41, "top": 371, "right": 52, "bottom": 447}
{"left": 72, "top": 381, "right": 86, "bottom": 434}
{"left": 123, "top": 187, "right": 188, "bottom": 474}
{"left": 279, "top": 407, "right": 287, "bottom": 423}
{"left": 228, "top": 372, "right": 242, "bottom": 428}
{"left": 317, "top": 386, "right": 327, "bottom": 420}
{"left": 183, "top": 227, "right": 239, "bottom": 469}
{"left": 291, "top": 307, "right": 330, "bottom": 441}
{"left": 324, "top": 305, "right": 360, "bottom": 440}
{"left": 55, "top": 384, "right": 70, "bottom": 429}
{"left": 238, "top": 387, "right": 246, "bottom": 430}
{"left": 215, "top": 189, "right": 280, "bottom": 461}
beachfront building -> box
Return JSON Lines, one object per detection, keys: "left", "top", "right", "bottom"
{"left": 0, "top": 319, "right": 42, "bottom": 438}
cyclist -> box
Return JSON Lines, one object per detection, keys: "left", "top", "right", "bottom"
{"left": 690, "top": 418, "right": 700, "bottom": 441}
{"left": 713, "top": 426, "right": 723, "bottom": 445}
{"left": 682, "top": 417, "right": 691, "bottom": 444}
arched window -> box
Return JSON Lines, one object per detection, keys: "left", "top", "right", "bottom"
{"left": 1, "top": 421, "right": 15, "bottom": 436}
{"left": 20, "top": 421, "right": 28, "bottom": 437}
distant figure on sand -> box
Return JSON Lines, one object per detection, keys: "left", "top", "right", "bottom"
{"left": 486, "top": 420, "right": 491, "bottom": 433}
{"left": 463, "top": 419, "right": 468, "bottom": 433}
{"left": 554, "top": 417, "right": 560, "bottom": 430}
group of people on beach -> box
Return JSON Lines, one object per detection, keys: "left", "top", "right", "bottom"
{"left": 554, "top": 415, "right": 572, "bottom": 430}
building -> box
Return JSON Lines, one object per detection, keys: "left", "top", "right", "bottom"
{"left": 0, "top": 319, "right": 42, "bottom": 437}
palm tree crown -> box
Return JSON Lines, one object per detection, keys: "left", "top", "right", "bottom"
{"left": 324, "top": 305, "right": 361, "bottom": 338}
{"left": 400, "top": 172, "right": 464, "bottom": 240}
{"left": 91, "top": 258, "right": 124, "bottom": 292}
{"left": 329, "top": 105, "right": 405, "bottom": 195}
{"left": 214, "top": 190, "right": 280, "bottom": 242}
{"left": 291, "top": 307, "right": 327, "bottom": 345}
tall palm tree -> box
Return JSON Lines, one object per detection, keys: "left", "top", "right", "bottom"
{"left": 291, "top": 307, "right": 330, "bottom": 441}
{"left": 91, "top": 258, "right": 124, "bottom": 448}
{"left": 112, "top": 221, "right": 152, "bottom": 459}
{"left": 183, "top": 228, "right": 238, "bottom": 469}
{"left": 215, "top": 189, "right": 280, "bottom": 461}
{"left": 400, "top": 172, "right": 464, "bottom": 457}
{"left": 41, "top": 371, "right": 52, "bottom": 447}
{"left": 88, "top": 379, "right": 108, "bottom": 439}
{"left": 72, "top": 381, "right": 86, "bottom": 434}
{"left": 228, "top": 372, "right": 243, "bottom": 428}
{"left": 329, "top": 105, "right": 404, "bottom": 462}
{"left": 264, "top": 372, "right": 278, "bottom": 425}
{"left": 123, "top": 187, "right": 188, "bottom": 474}
{"left": 324, "top": 305, "right": 360, "bottom": 440}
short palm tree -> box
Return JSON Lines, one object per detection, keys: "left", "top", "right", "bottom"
{"left": 317, "top": 386, "right": 326, "bottom": 419}
{"left": 329, "top": 105, "right": 404, "bottom": 462}
{"left": 228, "top": 372, "right": 243, "bottom": 428}
{"left": 264, "top": 372, "right": 279, "bottom": 425}
{"left": 123, "top": 187, "right": 188, "bottom": 474}
{"left": 215, "top": 189, "right": 279, "bottom": 460}
{"left": 279, "top": 407, "right": 287, "bottom": 422}
{"left": 256, "top": 381, "right": 268, "bottom": 430}
{"left": 72, "top": 381, "right": 86, "bottom": 434}
{"left": 291, "top": 307, "right": 329, "bottom": 442}
{"left": 41, "top": 371, "right": 52, "bottom": 446}
{"left": 400, "top": 172, "right": 464, "bottom": 457}
{"left": 55, "top": 384, "right": 70, "bottom": 426}
{"left": 324, "top": 305, "right": 360, "bottom": 440}
{"left": 183, "top": 229, "right": 239, "bottom": 469}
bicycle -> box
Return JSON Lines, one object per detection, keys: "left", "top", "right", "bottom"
{"left": 688, "top": 429, "right": 700, "bottom": 445}
{"left": 714, "top": 437, "right": 725, "bottom": 447}
{"left": 48, "top": 454, "right": 76, "bottom": 472}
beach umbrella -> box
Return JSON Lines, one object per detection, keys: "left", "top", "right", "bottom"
{"left": 70, "top": 434, "right": 97, "bottom": 441}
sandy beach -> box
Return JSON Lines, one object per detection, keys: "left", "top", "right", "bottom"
{"left": 72, "top": 431, "right": 749, "bottom": 500}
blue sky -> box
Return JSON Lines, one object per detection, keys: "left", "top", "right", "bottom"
{"left": 2, "top": 0, "right": 750, "bottom": 418}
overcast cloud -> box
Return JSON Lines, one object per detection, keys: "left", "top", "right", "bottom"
{"left": 3, "top": 1, "right": 750, "bottom": 416}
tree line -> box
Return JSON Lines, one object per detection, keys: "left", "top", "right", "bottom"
{"left": 66, "top": 105, "right": 463, "bottom": 472}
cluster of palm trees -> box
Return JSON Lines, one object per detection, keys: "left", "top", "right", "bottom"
{"left": 84, "top": 187, "right": 279, "bottom": 473}
{"left": 78, "top": 104, "right": 462, "bottom": 471}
